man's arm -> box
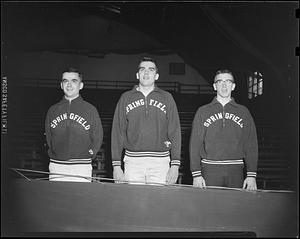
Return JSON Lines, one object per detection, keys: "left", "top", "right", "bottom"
{"left": 243, "top": 109, "right": 258, "bottom": 190}
{"left": 111, "top": 96, "right": 126, "bottom": 181}
{"left": 167, "top": 95, "right": 181, "bottom": 167}
{"left": 90, "top": 107, "right": 103, "bottom": 159}
{"left": 166, "top": 96, "right": 181, "bottom": 184}
{"left": 190, "top": 109, "right": 205, "bottom": 183}
{"left": 45, "top": 108, "right": 52, "bottom": 154}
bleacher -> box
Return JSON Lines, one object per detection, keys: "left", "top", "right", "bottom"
{"left": 255, "top": 118, "right": 293, "bottom": 190}
{"left": 8, "top": 86, "right": 295, "bottom": 190}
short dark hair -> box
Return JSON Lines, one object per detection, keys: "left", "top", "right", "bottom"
{"left": 214, "top": 69, "right": 234, "bottom": 83}
{"left": 62, "top": 67, "right": 83, "bottom": 81}
{"left": 137, "top": 57, "right": 158, "bottom": 73}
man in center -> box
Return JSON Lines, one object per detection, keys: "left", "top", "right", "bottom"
{"left": 111, "top": 57, "right": 181, "bottom": 185}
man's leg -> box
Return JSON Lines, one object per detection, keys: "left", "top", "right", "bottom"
{"left": 124, "top": 156, "right": 147, "bottom": 184}
{"left": 70, "top": 164, "right": 92, "bottom": 182}
{"left": 49, "top": 162, "right": 92, "bottom": 182}
{"left": 202, "top": 164, "right": 226, "bottom": 187}
{"left": 225, "top": 164, "right": 244, "bottom": 188}
{"left": 146, "top": 156, "right": 170, "bottom": 185}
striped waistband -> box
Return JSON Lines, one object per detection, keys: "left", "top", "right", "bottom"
{"left": 125, "top": 150, "right": 170, "bottom": 158}
{"left": 50, "top": 158, "right": 92, "bottom": 165}
{"left": 201, "top": 159, "right": 244, "bottom": 165}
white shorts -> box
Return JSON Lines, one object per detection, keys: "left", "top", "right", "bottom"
{"left": 49, "top": 161, "right": 92, "bottom": 182}
{"left": 124, "top": 155, "right": 170, "bottom": 185}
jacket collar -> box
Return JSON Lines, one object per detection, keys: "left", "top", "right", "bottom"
{"left": 211, "top": 96, "right": 238, "bottom": 108}
{"left": 132, "top": 84, "right": 162, "bottom": 94}
{"left": 59, "top": 95, "right": 83, "bottom": 104}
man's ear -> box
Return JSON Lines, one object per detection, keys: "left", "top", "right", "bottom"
{"left": 155, "top": 73, "right": 159, "bottom": 81}
{"left": 231, "top": 83, "right": 236, "bottom": 91}
{"left": 60, "top": 82, "right": 63, "bottom": 90}
{"left": 136, "top": 72, "right": 139, "bottom": 80}
{"left": 79, "top": 82, "right": 84, "bottom": 90}
{"left": 213, "top": 83, "right": 217, "bottom": 91}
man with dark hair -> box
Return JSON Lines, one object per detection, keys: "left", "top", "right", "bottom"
{"left": 111, "top": 57, "right": 181, "bottom": 185}
{"left": 45, "top": 67, "right": 103, "bottom": 181}
{"left": 190, "top": 69, "right": 258, "bottom": 190}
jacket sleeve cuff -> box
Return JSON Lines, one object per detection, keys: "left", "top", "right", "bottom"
{"left": 247, "top": 172, "right": 257, "bottom": 178}
{"left": 112, "top": 161, "right": 121, "bottom": 167}
{"left": 170, "top": 160, "right": 180, "bottom": 166}
{"left": 192, "top": 171, "right": 202, "bottom": 177}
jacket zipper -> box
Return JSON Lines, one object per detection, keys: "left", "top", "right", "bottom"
{"left": 67, "top": 100, "right": 71, "bottom": 127}
{"left": 222, "top": 105, "right": 225, "bottom": 127}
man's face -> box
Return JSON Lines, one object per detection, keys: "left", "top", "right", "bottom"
{"left": 136, "top": 61, "right": 159, "bottom": 87}
{"left": 61, "top": 72, "right": 83, "bottom": 100}
{"left": 213, "top": 73, "right": 235, "bottom": 98}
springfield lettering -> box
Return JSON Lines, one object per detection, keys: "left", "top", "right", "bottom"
{"left": 51, "top": 113, "right": 90, "bottom": 130}
{"left": 204, "top": 112, "right": 243, "bottom": 128}
{"left": 126, "top": 98, "right": 167, "bottom": 114}
{"left": 126, "top": 99, "right": 145, "bottom": 113}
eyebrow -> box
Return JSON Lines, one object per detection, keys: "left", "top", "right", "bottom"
{"left": 216, "top": 79, "right": 233, "bottom": 81}
{"left": 139, "top": 67, "right": 156, "bottom": 70}
{"left": 62, "top": 78, "right": 80, "bottom": 81}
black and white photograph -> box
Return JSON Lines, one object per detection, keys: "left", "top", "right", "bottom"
{"left": 1, "top": 1, "right": 299, "bottom": 237}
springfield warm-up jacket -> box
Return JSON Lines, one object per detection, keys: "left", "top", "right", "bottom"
{"left": 111, "top": 85, "right": 181, "bottom": 167}
{"left": 190, "top": 97, "right": 258, "bottom": 178}
{"left": 45, "top": 95, "right": 103, "bottom": 164}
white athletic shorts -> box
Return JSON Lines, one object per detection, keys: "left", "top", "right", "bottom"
{"left": 49, "top": 160, "right": 92, "bottom": 182}
{"left": 124, "top": 155, "right": 170, "bottom": 185}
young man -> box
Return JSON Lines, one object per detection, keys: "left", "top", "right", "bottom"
{"left": 190, "top": 69, "right": 258, "bottom": 190}
{"left": 111, "top": 57, "right": 181, "bottom": 185}
{"left": 45, "top": 68, "right": 103, "bottom": 182}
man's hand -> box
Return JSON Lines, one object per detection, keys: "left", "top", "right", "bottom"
{"left": 113, "top": 166, "right": 125, "bottom": 183}
{"left": 243, "top": 177, "right": 257, "bottom": 190}
{"left": 193, "top": 176, "right": 206, "bottom": 188}
{"left": 166, "top": 165, "right": 179, "bottom": 184}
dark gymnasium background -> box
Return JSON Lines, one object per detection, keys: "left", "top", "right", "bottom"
{"left": 1, "top": 1, "right": 299, "bottom": 237}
